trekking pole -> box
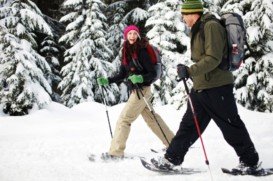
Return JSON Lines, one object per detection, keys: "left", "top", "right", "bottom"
{"left": 181, "top": 78, "right": 210, "bottom": 166}
{"left": 100, "top": 86, "right": 113, "bottom": 138}
{"left": 135, "top": 84, "right": 170, "bottom": 145}
{"left": 182, "top": 78, "right": 214, "bottom": 181}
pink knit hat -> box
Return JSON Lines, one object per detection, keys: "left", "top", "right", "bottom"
{"left": 123, "top": 25, "right": 140, "bottom": 39}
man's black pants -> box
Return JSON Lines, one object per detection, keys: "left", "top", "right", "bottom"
{"left": 166, "top": 84, "right": 259, "bottom": 166}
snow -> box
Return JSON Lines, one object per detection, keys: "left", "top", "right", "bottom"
{"left": 0, "top": 101, "right": 272, "bottom": 181}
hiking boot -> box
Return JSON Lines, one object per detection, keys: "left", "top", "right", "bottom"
{"left": 232, "top": 161, "right": 261, "bottom": 175}
{"left": 151, "top": 156, "right": 175, "bottom": 170}
{"left": 101, "top": 152, "right": 124, "bottom": 161}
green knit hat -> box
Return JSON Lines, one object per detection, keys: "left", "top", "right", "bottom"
{"left": 181, "top": 0, "right": 204, "bottom": 14}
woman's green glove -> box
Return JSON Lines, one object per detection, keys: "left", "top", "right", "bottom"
{"left": 128, "top": 74, "right": 143, "bottom": 84}
{"left": 97, "top": 77, "right": 109, "bottom": 86}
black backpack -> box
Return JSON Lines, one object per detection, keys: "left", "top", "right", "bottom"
{"left": 200, "top": 13, "right": 246, "bottom": 71}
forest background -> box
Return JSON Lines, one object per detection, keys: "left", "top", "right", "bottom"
{"left": 0, "top": 0, "right": 272, "bottom": 115}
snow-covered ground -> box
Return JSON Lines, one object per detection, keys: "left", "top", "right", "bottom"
{"left": 0, "top": 102, "right": 272, "bottom": 181}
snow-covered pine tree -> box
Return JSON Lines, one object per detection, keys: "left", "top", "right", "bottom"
{"left": 210, "top": 0, "right": 229, "bottom": 7}
{"left": 0, "top": 0, "right": 53, "bottom": 115}
{"left": 0, "top": 0, "right": 12, "bottom": 7}
{"left": 106, "top": 1, "right": 127, "bottom": 57}
{"left": 40, "top": 36, "right": 62, "bottom": 102}
{"left": 58, "top": 0, "right": 119, "bottom": 107}
{"left": 222, "top": 0, "right": 273, "bottom": 112}
{"left": 122, "top": 0, "right": 149, "bottom": 30}
{"left": 203, "top": 0, "right": 224, "bottom": 13}
{"left": 105, "top": 1, "right": 127, "bottom": 103}
{"left": 145, "top": 0, "right": 190, "bottom": 107}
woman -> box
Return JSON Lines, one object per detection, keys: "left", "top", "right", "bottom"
{"left": 97, "top": 25, "right": 174, "bottom": 159}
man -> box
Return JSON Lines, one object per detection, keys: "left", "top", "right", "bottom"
{"left": 152, "top": 0, "right": 259, "bottom": 172}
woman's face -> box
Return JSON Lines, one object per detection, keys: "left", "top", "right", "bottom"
{"left": 127, "top": 30, "right": 139, "bottom": 44}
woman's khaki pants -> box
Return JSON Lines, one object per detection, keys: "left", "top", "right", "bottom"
{"left": 109, "top": 86, "right": 174, "bottom": 156}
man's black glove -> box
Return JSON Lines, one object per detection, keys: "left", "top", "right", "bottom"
{"left": 177, "top": 64, "right": 189, "bottom": 79}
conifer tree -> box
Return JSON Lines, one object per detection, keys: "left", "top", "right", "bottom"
{"left": 106, "top": 1, "right": 127, "bottom": 57}
{"left": 40, "top": 36, "right": 62, "bottom": 102}
{"left": 0, "top": 0, "right": 53, "bottom": 115}
{"left": 123, "top": 0, "right": 149, "bottom": 27}
{"left": 145, "top": 0, "right": 190, "bottom": 106}
{"left": 58, "top": 0, "right": 119, "bottom": 107}
{"left": 105, "top": 1, "right": 127, "bottom": 102}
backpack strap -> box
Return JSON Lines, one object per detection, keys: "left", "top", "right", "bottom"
{"left": 132, "top": 45, "right": 156, "bottom": 72}
{"left": 132, "top": 57, "right": 143, "bottom": 71}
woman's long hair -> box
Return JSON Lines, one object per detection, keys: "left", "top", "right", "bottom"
{"left": 122, "top": 38, "right": 149, "bottom": 65}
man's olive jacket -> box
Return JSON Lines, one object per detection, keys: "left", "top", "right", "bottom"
{"left": 188, "top": 13, "right": 234, "bottom": 90}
